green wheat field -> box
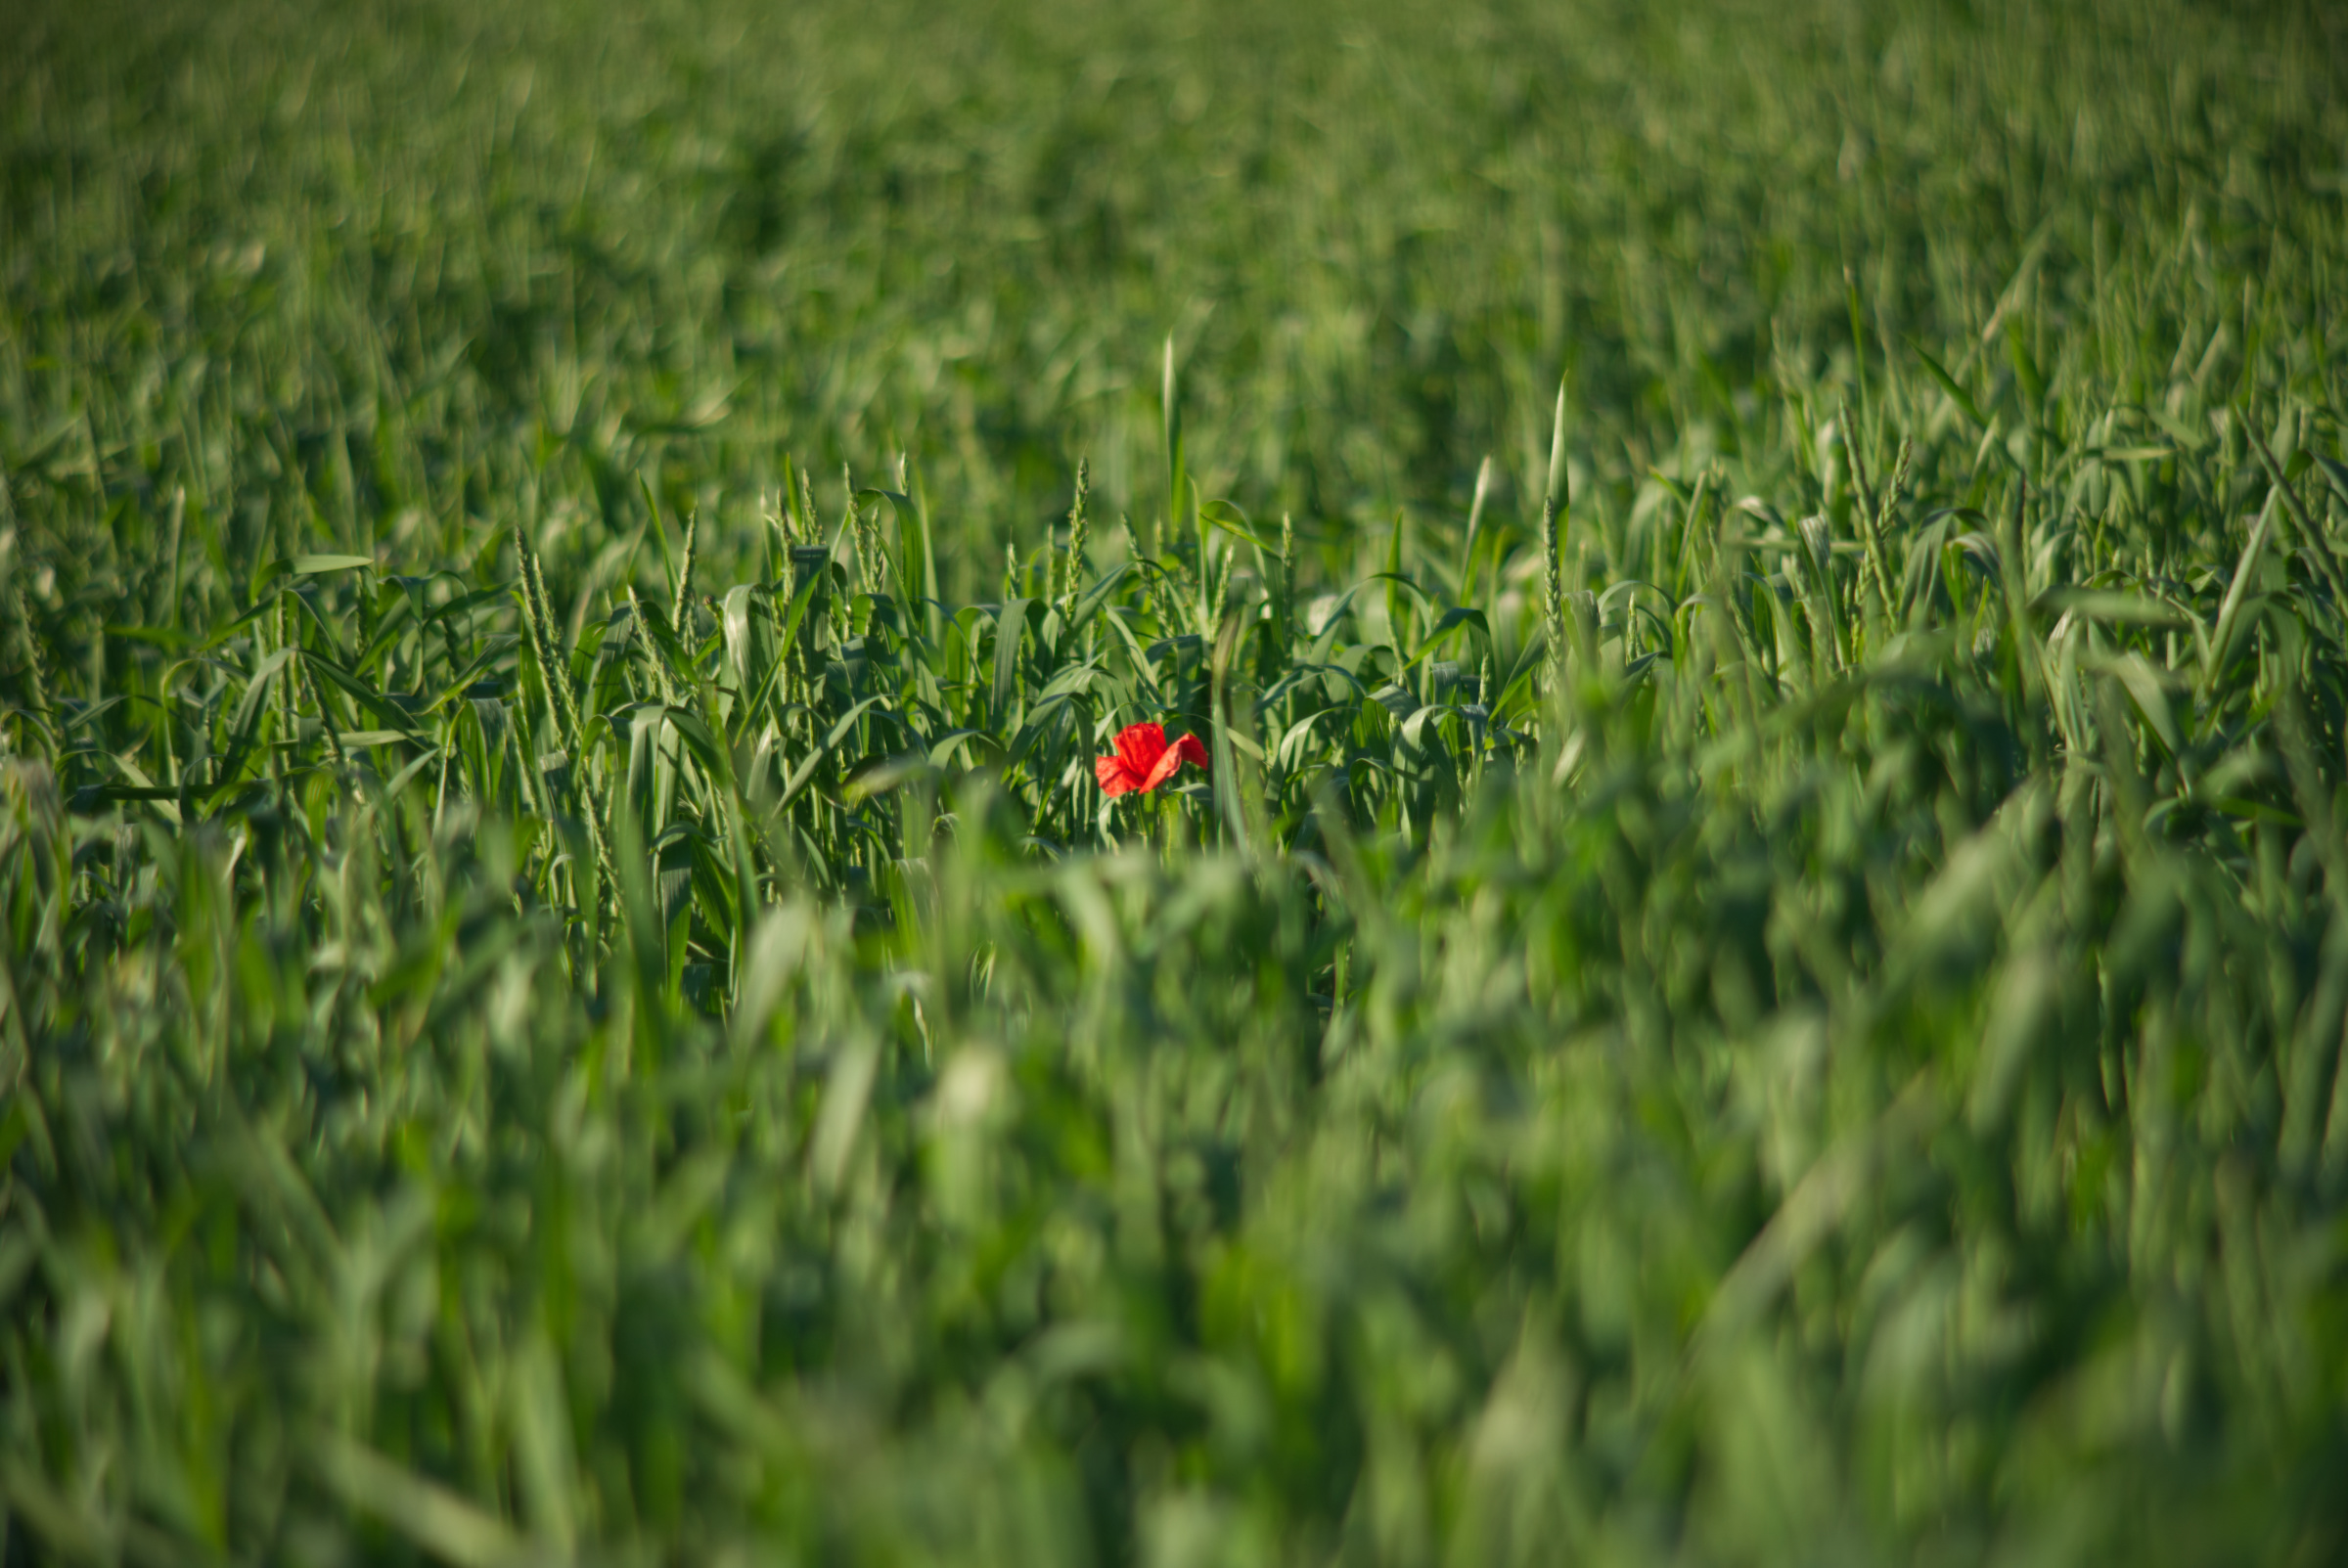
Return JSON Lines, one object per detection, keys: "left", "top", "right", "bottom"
{"left": 5, "top": 0, "right": 2348, "bottom": 1560}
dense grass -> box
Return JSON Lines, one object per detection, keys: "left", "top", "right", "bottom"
{"left": 7, "top": 0, "right": 2348, "bottom": 1562}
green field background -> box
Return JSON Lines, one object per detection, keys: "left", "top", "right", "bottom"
{"left": 5, "top": 0, "right": 2348, "bottom": 1562}
{"left": 11, "top": 0, "right": 2336, "bottom": 592}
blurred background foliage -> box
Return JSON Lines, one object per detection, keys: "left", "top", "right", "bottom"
{"left": 2, "top": 0, "right": 2337, "bottom": 598}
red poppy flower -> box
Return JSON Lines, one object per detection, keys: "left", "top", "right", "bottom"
{"left": 1095, "top": 722, "right": 1209, "bottom": 798}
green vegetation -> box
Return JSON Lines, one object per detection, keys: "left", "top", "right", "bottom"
{"left": 6, "top": 0, "right": 2348, "bottom": 1560}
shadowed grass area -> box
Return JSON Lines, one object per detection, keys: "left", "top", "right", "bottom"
{"left": 5, "top": 0, "right": 2348, "bottom": 1562}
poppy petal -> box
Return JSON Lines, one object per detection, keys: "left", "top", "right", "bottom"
{"left": 1113, "top": 722, "right": 1167, "bottom": 776}
{"left": 1141, "top": 746, "right": 1186, "bottom": 792}
{"left": 1172, "top": 733, "right": 1210, "bottom": 773}
{"left": 1095, "top": 754, "right": 1142, "bottom": 797}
